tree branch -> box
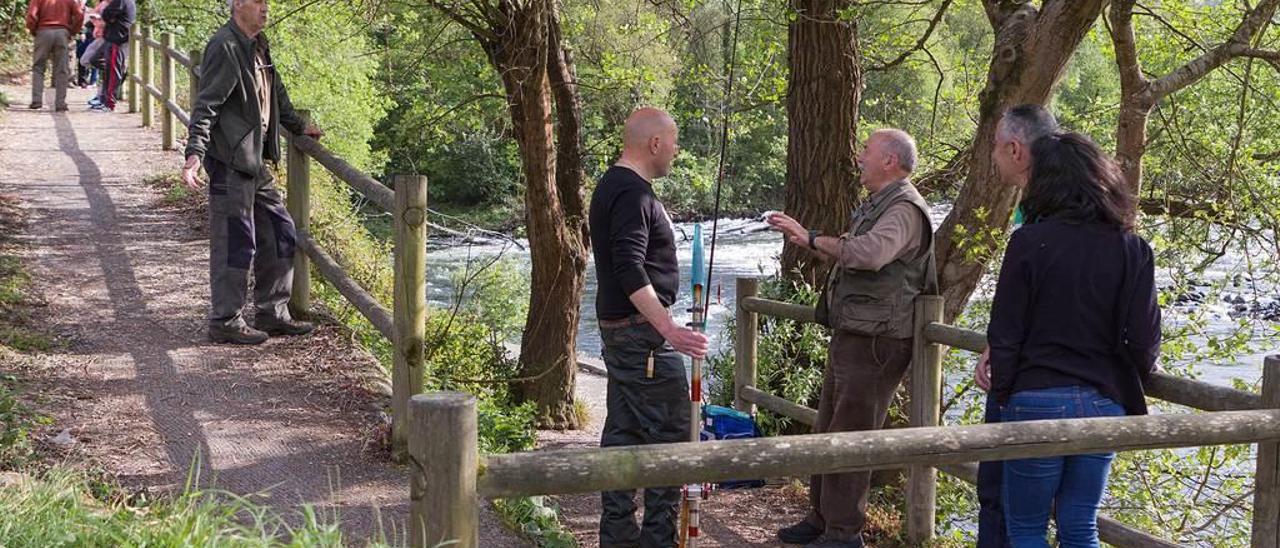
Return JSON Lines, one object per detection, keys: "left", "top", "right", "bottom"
{"left": 867, "top": 0, "right": 953, "bottom": 72}
{"left": 1148, "top": 0, "right": 1280, "bottom": 99}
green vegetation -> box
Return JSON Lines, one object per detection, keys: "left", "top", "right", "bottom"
{"left": 0, "top": 468, "right": 367, "bottom": 547}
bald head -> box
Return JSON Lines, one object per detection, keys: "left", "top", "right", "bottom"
{"left": 871, "top": 129, "right": 917, "bottom": 173}
{"left": 623, "top": 108, "right": 677, "bottom": 149}
{"left": 857, "top": 128, "right": 917, "bottom": 192}
{"left": 617, "top": 107, "right": 680, "bottom": 180}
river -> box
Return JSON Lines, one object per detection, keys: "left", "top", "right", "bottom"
{"left": 425, "top": 212, "right": 1278, "bottom": 389}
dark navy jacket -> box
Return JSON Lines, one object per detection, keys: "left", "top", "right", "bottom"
{"left": 988, "top": 219, "right": 1161, "bottom": 415}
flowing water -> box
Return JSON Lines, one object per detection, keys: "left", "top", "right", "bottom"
{"left": 426, "top": 211, "right": 1278, "bottom": 389}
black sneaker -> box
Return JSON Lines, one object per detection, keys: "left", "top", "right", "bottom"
{"left": 209, "top": 324, "right": 269, "bottom": 345}
{"left": 778, "top": 521, "right": 824, "bottom": 545}
{"left": 255, "top": 316, "right": 315, "bottom": 337}
{"left": 28, "top": 103, "right": 41, "bottom": 110}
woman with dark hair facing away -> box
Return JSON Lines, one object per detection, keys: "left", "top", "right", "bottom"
{"left": 986, "top": 132, "right": 1161, "bottom": 547}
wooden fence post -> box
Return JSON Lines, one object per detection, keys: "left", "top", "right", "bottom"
{"left": 392, "top": 174, "right": 428, "bottom": 458}
{"left": 907, "top": 295, "right": 944, "bottom": 545}
{"left": 140, "top": 27, "right": 152, "bottom": 128}
{"left": 188, "top": 48, "right": 203, "bottom": 114}
{"left": 127, "top": 26, "right": 139, "bottom": 113}
{"left": 286, "top": 111, "right": 312, "bottom": 319}
{"left": 734, "top": 277, "right": 760, "bottom": 414}
{"left": 1253, "top": 355, "right": 1280, "bottom": 548}
{"left": 410, "top": 392, "right": 479, "bottom": 548}
{"left": 160, "top": 33, "right": 175, "bottom": 150}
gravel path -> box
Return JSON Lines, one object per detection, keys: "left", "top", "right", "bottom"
{"left": 0, "top": 81, "right": 520, "bottom": 547}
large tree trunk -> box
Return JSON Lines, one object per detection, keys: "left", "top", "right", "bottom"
{"left": 779, "top": 0, "right": 862, "bottom": 286}
{"left": 933, "top": 0, "right": 1106, "bottom": 322}
{"left": 483, "top": 0, "right": 587, "bottom": 429}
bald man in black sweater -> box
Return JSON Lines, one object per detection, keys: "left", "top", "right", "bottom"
{"left": 588, "top": 107, "right": 708, "bottom": 548}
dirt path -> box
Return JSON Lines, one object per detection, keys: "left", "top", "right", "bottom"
{"left": 0, "top": 82, "right": 520, "bottom": 546}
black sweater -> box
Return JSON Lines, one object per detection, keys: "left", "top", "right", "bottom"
{"left": 988, "top": 220, "right": 1161, "bottom": 415}
{"left": 588, "top": 166, "right": 679, "bottom": 321}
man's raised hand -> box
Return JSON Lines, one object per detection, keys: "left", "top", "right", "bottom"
{"left": 766, "top": 212, "right": 809, "bottom": 248}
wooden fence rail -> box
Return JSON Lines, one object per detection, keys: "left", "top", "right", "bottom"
{"left": 410, "top": 280, "right": 1278, "bottom": 548}
{"left": 127, "top": 23, "right": 428, "bottom": 456}
{"left": 734, "top": 282, "right": 1280, "bottom": 547}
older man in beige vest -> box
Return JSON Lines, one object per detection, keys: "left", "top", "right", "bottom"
{"left": 767, "top": 128, "right": 935, "bottom": 548}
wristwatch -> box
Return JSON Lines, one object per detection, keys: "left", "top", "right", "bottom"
{"left": 807, "top": 229, "right": 819, "bottom": 250}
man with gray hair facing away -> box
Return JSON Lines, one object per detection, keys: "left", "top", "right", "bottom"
{"left": 182, "top": 0, "right": 325, "bottom": 344}
{"left": 974, "top": 103, "right": 1060, "bottom": 548}
{"left": 767, "top": 129, "right": 936, "bottom": 548}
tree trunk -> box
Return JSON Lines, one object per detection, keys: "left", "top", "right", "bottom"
{"left": 933, "top": 0, "right": 1106, "bottom": 322}
{"left": 779, "top": 0, "right": 862, "bottom": 286}
{"left": 483, "top": 0, "right": 586, "bottom": 429}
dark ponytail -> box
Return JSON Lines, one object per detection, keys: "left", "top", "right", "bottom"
{"left": 1021, "top": 132, "right": 1136, "bottom": 232}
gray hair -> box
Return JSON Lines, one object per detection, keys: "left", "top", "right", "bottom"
{"left": 873, "top": 128, "right": 918, "bottom": 174}
{"left": 999, "top": 103, "right": 1059, "bottom": 145}
{"left": 228, "top": 0, "right": 237, "bottom": 14}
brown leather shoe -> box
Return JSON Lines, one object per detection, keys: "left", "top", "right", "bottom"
{"left": 255, "top": 316, "right": 315, "bottom": 337}
{"left": 209, "top": 324, "right": 269, "bottom": 345}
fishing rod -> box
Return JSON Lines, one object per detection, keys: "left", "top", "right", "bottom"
{"left": 678, "top": 0, "right": 743, "bottom": 544}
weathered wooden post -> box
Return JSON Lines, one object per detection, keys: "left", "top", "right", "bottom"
{"left": 127, "top": 26, "right": 139, "bottom": 113}
{"left": 734, "top": 277, "right": 760, "bottom": 414}
{"left": 140, "top": 27, "right": 152, "bottom": 128}
{"left": 188, "top": 48, "right": 203, "bottom": 114}
{"left": 285, "top": 111, "right": 312, "bottom": 319}
{"left": 160, "top": 33, "right": 175, "bottom": 150}
{"left": 410, "top": 392, "right": 478, "bottom": 548}
{"left": 392, "top": 174, "right": 428, "bottom": 458}
{"left": 906, "top": 295, "right": 944, "bottom": 545}
{"left": 1253, "top": 355, "right": 1280, "bottom": 548}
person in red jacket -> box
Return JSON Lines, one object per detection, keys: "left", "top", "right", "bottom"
{"left": 25, "top": 0, "right": 85, "bottom": 111}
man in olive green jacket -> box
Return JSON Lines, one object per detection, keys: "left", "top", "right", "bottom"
{"left": 767, "top": 129, "right": 935, "bottom": 548}
{"left": 182, "top": 0, "right": 324, "bottom": 344}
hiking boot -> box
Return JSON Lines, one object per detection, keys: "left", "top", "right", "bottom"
{"left": 804, "top": 537, "right": 864, "bottom": 548}
{"left": 778, "top": 521, "right": 824, "bottom": 545}
{"left": 209, "top": 324, "right": 269, "bottom": 345}
{"left": 255, "top": 316, "right": 315, "bottom": 337}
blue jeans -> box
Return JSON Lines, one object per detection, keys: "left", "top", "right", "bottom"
{"left": 1000, "top": 385, "right": 1125, "bottom": 548}
{"left": 978, "top": 396, "right": 1011, "bottom": 548}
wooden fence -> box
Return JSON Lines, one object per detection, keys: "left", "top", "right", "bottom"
{"left": 127, "top": 24, "right": 428, "bottom": 457}
{"left": 411, "top": 277, "right": 1279, "bottom": 548}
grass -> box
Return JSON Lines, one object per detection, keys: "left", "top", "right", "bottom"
{"left": 0, "top": 468, "right": 374, "bottom": 547}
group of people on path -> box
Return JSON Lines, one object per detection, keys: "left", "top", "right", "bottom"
{"left": 25, "top": 0, "right": 134, "bottom": 113}
{"left": 590, "top": 104, "right": 1160, "bottom": 548}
